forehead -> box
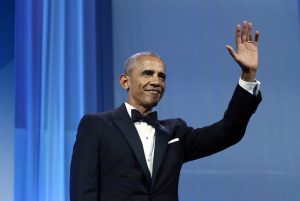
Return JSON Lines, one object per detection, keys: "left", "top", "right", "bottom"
{"left": 134, "top": 56, "right": 166, "bottom": 72}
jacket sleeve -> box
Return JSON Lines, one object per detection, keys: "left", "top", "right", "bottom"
{"left": 70, "top": 115, "right": 101, "bottom": 201}
{"left": 177, "top": 85, "right": 262, "bottom": 162}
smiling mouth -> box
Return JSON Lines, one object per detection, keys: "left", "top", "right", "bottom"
{"left": 145, "top": 89, "right": 161, "bottom": 95}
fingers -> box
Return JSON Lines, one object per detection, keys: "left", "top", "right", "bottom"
{"left": 236, "top": 20, "right": 259, "bottom": 45}
{"left": 254, "top": 31, "right": 259, "bottom": 46}
{"left": 246, "top": 22, "right": 253, "bottom": 41}
{"left": 236, "top": 25, "right": 242, "bottom": 47}
{"left": 225, "top": 45, "right": 237, "bottom": 60}
{"left": 241, "top": 21, "right": 247, "bottom": 43}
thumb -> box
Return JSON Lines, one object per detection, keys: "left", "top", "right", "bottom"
{"left": 225, "top": 45, "right": 237, "bottom": 60}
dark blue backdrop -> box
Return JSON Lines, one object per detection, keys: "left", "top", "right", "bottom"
{"left": 0, "top": 0, "right": 15, "bottom": 200}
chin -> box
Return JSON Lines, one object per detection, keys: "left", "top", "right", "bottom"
{"left": 143, "top": 101, "right": 159, "bottom": 109}
{"left": 142, "top": 96, "right": 162, "bottom": 109}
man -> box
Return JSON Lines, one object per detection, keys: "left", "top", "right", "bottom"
{"left": 70, "top": 21, "right": 262, "bottom": 201}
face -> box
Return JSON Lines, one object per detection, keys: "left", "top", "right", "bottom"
{"left": 120, "top": 56, "right": 166, "bottom": 112}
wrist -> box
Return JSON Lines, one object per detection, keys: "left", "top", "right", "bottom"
{"left": 241, "top": 70, "right": 256, "bottom": 82}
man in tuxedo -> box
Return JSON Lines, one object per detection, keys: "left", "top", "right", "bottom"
{"left": 70, "top": 21, "right": 262, "bottom": 201}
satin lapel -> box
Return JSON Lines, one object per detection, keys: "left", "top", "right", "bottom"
{"left": 151, "top": 123, "right": 170, "bottom": 187}
{"left": 112, "top": 104, "right": 151, "bottom": 181}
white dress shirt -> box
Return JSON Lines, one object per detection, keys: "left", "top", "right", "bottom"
{"left": 124, "top": 79, "right": 260, "bottom": 176}
{"left": 125, "top": 102, "right": 156, "bottom": 176}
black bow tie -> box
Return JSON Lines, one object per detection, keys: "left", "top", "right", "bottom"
{"left": 131, "top": 109, "right": 158, "bottom": 126}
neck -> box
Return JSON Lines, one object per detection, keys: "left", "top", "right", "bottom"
{"left": 126, "top": 102, "right": 153, "bottom": 115}
{"left": 137, "top": 107, "right": 152, "bottom": 115}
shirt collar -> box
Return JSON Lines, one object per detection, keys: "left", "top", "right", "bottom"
{"left": 124, "top": 102, "right": 135, "bottom": 118}
{"left": 124, "top": 102, "right": 154, "bottom": 118}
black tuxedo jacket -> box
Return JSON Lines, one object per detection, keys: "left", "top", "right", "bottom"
{"left": 70, "top": 85, "right": 262, "bottom": 201}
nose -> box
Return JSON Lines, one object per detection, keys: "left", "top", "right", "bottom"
{"left": 149, "top": 74, "right": 161, "bottom": 86}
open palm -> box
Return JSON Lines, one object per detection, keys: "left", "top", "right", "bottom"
{"left": 226, "top": 21, "right": 260, "bottom": 81}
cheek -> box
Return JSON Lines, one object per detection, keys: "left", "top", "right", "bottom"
{"left": 131, "top": 84, "right": 145, "bottom": 98}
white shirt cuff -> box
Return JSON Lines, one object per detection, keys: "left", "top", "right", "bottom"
{"left": 238, "top": 78, "right": 261, "bottom": 96}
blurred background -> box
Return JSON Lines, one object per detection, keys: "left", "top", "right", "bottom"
{"left": 1, "top": 0, "right": 300, "bottom": 201}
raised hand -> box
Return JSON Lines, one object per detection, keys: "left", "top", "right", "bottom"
{"left": 226, "top": 21, "right": 260, "bottom": 82}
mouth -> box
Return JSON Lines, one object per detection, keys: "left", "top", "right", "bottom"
{"left": 145, "top": 89, "right": 161, "bottom": 95}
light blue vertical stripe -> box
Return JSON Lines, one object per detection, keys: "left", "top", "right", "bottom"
{"left": 24, "top": 1, "right": 33, "bottom": 199}
{"left": 64, "top": 1, "right": 85, "bottom": 199}
{"left": 77, "top": 0, "right": 85, "bottom": 116}
{"left": 40, "top": 0, "right": 65, "bottom": 200}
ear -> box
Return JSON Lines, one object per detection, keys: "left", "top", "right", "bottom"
{"left": 119, "top": 74, "right": 129, "bottom": 90}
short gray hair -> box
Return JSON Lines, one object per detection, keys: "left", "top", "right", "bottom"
{"left": 124, "top": 51, "right": 164, "bottom": 75}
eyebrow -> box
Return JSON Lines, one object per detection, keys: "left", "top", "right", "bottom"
{"left": 141, "top": 69, "right": 166, "bottom": 76}
{"left": 140, "top": 69, "right": 166, "bottom": 80}
{"left": 141, "top": 69, "right": 154, "bottom": 74}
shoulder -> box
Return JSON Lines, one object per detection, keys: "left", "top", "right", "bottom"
{"left": 78, "top": 107, "right": 119, "bottom": 127}
{"left": 82, "top": 104, "right": 126, "bottom": 121}
{"left": 82, "top": 110, "right": 114, "bottom": 120}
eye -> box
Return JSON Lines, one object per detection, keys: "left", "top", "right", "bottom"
{"left": 142, "top": 70, "right": 154, "bottom": 76}
{"left": 158, "top": 73, "right": 166, "bottom": 81}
